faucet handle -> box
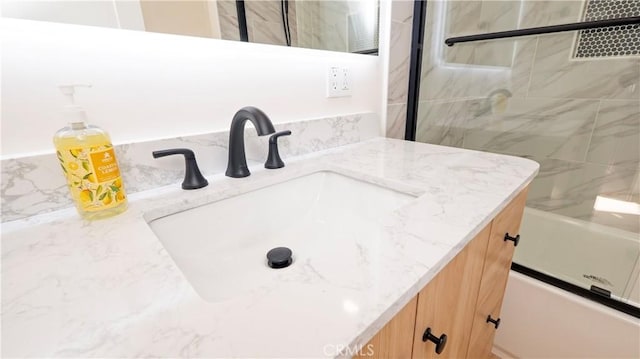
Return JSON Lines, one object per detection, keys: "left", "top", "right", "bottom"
{"left": 265, "top": 130, "right": 291, "bottom": 169}
{"left": 152, "top": 148, "right": 209, "bottom": 190}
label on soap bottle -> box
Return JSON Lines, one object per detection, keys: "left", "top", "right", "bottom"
{"left": 57, "top": 144, "right": 126, "bottom": 212}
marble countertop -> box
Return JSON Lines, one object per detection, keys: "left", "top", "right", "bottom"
{"left": 2, "top": 138, "right": 538, "bottom": 358}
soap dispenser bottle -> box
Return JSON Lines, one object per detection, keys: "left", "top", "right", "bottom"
{"left": 53, "top": 84, "right": 127, "bottom": 220}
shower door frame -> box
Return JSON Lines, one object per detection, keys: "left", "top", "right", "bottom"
{"left": 403, "top": 0, "right": 640, "bottom": 319}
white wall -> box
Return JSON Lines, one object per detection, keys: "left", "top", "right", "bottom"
{"left": 2, "top": 1, "right": 121, "bottom": 28}
{"left": 1, "top": 0, "right": 145, "bottom": 30}
{"left": 1, "top": 17, "right": 384, "bottom": 157}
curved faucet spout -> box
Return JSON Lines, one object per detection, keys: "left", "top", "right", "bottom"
{"left": 225, "top": 106, "right": 276, "bottom": 178}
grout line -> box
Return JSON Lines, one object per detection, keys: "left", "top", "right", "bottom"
{"left": 581, "top": 99, "right": 603, "bottom": 163}
{"left": 524, "top": 37, "right": 539, "bottom": 99}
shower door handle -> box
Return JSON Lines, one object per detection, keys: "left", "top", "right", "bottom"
{"left": 504, "top": 233, "right": 520, "bottom": 246}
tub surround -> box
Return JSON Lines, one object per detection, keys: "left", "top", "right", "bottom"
{"left": 2, "top": 138, "right": 538, "bottom": 358}
{"left": 402, "top": 0, "right": 640, "bottom": 234}
{"left": 0, "top": 112, "right": 378, "bottom": 222}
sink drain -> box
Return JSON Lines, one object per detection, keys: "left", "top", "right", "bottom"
{"left": 266, "top": 247, "right": 293, "bottom": 269}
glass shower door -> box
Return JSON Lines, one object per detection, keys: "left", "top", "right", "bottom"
{"left": 413, "top": 0, "right": 640, "bottom": 308}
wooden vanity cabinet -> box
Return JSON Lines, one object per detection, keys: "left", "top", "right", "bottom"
{"left": 412, "top": 225, "right": 491, "bottom": 359}
{"left": 355, "top": 297, "right": 418, "bottom": 359}
{"left": 355, "top": 188, "right": 528, "bottom": 359}
{"left": 466, "top": 188, "right": 528, "bottom": 358}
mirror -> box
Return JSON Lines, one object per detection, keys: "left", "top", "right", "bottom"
{"left": 1, "top": 0, "right": 379, "bottom": 55}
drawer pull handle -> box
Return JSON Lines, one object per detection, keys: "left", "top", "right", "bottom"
{"left": 504, "top": 233, "right": 520, "bottom": 246}
{"left": 422, "top": 327, "right": 447, "bottom": 354}
{"left": 486, "top": 315, "right": 501, "bottom": 329}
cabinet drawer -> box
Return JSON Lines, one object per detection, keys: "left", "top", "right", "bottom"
{"left": 355, "top": 297, "right": 418, "bottom": 359}
{"left": 467, "top": 188, "right": 528, "bottom": 358}
{"left": 412, "top": 225, "right": 491, "bottom": 359}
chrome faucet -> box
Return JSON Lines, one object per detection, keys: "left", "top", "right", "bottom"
{"left": 225, "top": 106, "right": 276, "bottom": 178}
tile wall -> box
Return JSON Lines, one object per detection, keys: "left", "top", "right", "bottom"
{"left": 385, "top": 0, "right": 414, "bottom": 140}
{"left": 217, "top": 0, "right": 299, "bottom": 46}
{"left": 296, "top": 1, "right": 346, "bottom": 52}
{"left": 415, "top": 0, "right": 639, "bottom": 233}
{"left": 217, "top": 0, "right": 379, "bottom": 52}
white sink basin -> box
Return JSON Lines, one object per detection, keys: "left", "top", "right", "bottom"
{"left": 147, "top": 171, "right": 415, "bottom": 302}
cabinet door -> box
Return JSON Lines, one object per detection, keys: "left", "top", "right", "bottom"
{"left": 467, "top": 188, "right": 528, "bottom": 358}
{"left": 355, "top": 296, "right": 418, "bottom": 359}
{"left": 412, "top": 225, "right": 491, "bottom": 359}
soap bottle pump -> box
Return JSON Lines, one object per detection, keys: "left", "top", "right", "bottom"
{"left": 53, "top": 84, "right": 127, "bottom": 220}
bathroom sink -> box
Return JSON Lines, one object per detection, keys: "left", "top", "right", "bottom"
{"left": 147, "top": 171, "right": 415, "bottom": 302}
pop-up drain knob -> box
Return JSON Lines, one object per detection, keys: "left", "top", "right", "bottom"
{"left": 266, "top": 247, "right": 293, "bottom": 269}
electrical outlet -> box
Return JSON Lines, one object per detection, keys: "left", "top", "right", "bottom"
{"left": 327, "top": 66, "right": 352, "bottom": 98}
{"left": 341, "top": 67, "right": 350, "bottom": 91}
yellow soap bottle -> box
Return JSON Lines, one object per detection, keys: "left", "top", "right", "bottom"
{"left": 53, "top": 85, "right": 127, "bottom": 220}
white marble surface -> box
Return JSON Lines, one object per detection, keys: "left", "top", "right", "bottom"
{"left": 1, "top": 138, "right": 538, "bottom": 358}
{"left": 1, "top": 113, "right": 378, "bottom": 222}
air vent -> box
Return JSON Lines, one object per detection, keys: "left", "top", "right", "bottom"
{"left": 574, "top": 0, "right": 640, "bottom": 58}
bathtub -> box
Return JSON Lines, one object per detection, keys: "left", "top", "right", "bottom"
{"left": 493, "top": 207, "right": 640, "bottom": 358}
{"left": 514, "top": 207, "right": 639, "bottom": 306}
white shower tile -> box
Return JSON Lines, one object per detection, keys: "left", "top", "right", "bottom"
{"left": 311, "top": 13, "right": 346, "bottom": 52}
{"left": 216, "top": 0, "right": 238, "bottom": 17}
{"left": 295, "top": 1, "right": 315, "bottom": 48}
{"left": 471, "top": 1, "right": 520, "bottom": 68}
{"left": 388, "top": 20, "right": 412, "bottom": 104}
{"left": 386, "top": 103, "right": 407, "bottom": 140}
{"left": 416, "top": 99, "right": 475, "bottom": 147}
{"left": 463, "top": 98, "right": 599, "bottom": 162}
{"left": 526, "top": 156, "right": 639, "bottom": 233}
{"left": 249, "top": 20, "right": 287, "bottom": 46}
{"left": 312, "top": 25, "right": 346, "bottom": 52}
{"left": 519, "top": 0, "right": 584, "bottom": 28}
{"left": 528, "top": 33, "right": 640, "bottom": 99}
{"left": 443, "top": 1, "right": 483, "bottom": 65}
{"left": 586, "top": 100, "right": 640, "bottom": 167}
{"left": 420, "top": 1, "right": 536, "bottom": 101}
{"left": 510, "top": 37, "right": 538, "bottom": 98}
{"left": 391, "top": 0, "right": 413, "bottom": 24}
{"left": 246, "top": 0, "right": 282, "bottom": 23}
